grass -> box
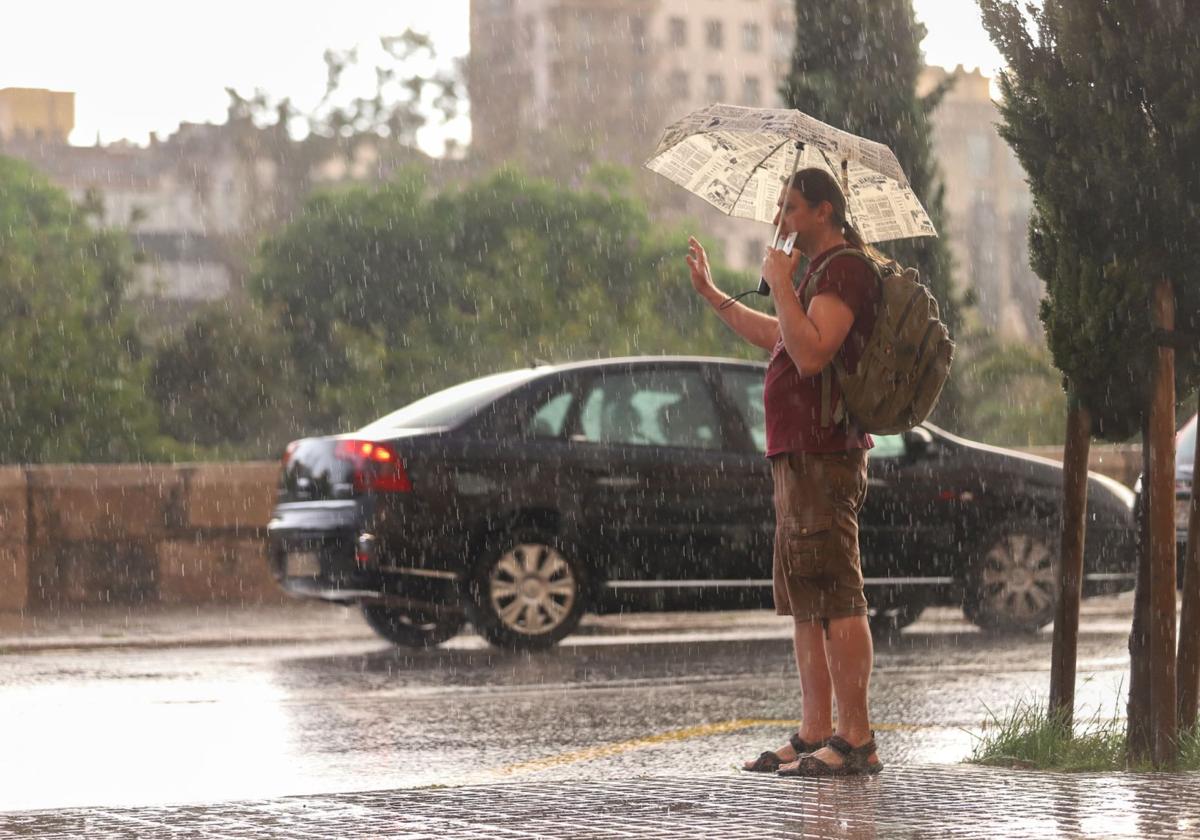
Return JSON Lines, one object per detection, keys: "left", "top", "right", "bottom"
{"left": 967, "top": 695, "right": 1200, "bottom": 772}
{"left": 968, "top": 697, "right": 1128, "bottom": 771}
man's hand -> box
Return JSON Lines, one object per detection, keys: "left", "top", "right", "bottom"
{"left": 761, "top": 246, "right": 804, "bottom": 295}
{"left": 686, "top": 237, "right": 717, "bottom": 297}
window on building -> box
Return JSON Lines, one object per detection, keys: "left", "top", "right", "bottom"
{"left": 742, "top": 75, "right": 762, "bottom": 106}
{"left": 967, "top": 133, "right": 990, "bottom": 178}
{"left": 742, "top": 22, "right": 761, "bottom": 52}
{"left": 706, "top": 73, "right": 726, "bottom": 101}
{"left": 629, "top": 15, "right": 646, "bottom": 52}
{"left": 706, "top": 20, "right": 724, "bottom": 49}
{"left": 669, "top": 16, "right": 687, "bottom": 48}
{"left": 668, "top": 70, "right": 690, "bottom": 100}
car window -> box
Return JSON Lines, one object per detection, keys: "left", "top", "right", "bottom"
{"left": 358, "top": 369, "right": 543, "bottom": 432}
{"left": 576, "top": 369, "right": 721, "bottom": 449}
{"left": 868, "top": 434, "right": 906, "bottom": 460}
{"left": 527, "top": 391, "right": 574, "bottom": 438}
{"left": 716, "top": 367, "right": 766, "bottom": 453}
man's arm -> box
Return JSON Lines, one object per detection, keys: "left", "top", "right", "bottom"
{"left": 762, "top": 249, "right": 855, "bottom": 375}
{"left": 688, "top": 237, "right": 779, "bottom": 351}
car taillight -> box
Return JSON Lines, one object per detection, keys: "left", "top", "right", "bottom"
{"left": 282, "top": 440, "right": 300, "bottom": 467}
{"left": 334, "top": 439, "right": 413, "bottom": 494}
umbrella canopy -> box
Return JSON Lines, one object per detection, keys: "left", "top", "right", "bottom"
{"left": 645, "top": 103, "right": 937, "bottom": 244}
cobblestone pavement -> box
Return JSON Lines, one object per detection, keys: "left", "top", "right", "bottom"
{"left": 2, "top": 765, "right": 1197, "bottom": 839}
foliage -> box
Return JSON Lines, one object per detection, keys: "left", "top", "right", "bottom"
{"left": 148, "top": 302, "right": 298, "bottom": 457}
{"left": 953, "top": 333, "right": 1068, "bottom": 445}
{"left": 780, "top": 0, "right": 964, "bottom": 346}
{"left": 0, "top": 156, "right": 161, "bottom": 464}
{"left": 251, "top": 166, "right": 750, "bottom": 434}
{"left": 969, "top": 697, "right": 1130, "bottom": 772}
{"left": 978, "top": 0, "right": 1200, "bottom": 441}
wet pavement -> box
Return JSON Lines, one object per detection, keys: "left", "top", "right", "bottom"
{"left": 1, "top": 594, "right": 1196, "bottom": 838}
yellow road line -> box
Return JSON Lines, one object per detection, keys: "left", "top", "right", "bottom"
{"left": 492, "top": 719, "right": 934, "bottom": 777}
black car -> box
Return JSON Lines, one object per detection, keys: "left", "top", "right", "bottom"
{"left": 267, "top": 356, "right": 1136, "bottom": 650}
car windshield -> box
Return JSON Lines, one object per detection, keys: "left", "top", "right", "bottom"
{"left": 1179, "top": 414, "right": 1197, "bottom": 470}
{"left": 358, "top": 369, "right": 543, "bottom": 432}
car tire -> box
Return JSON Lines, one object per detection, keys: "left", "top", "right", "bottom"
{"left": 469, "top": 529, "right": 587, "bottom": 651}
{"left": 962, "top": 519, "right": 1060, "bottom": 633}
{"left": 360, "top": 603, "right": 463, "bottom": 649}
{"left": 867, "top": 597, "right": 925, "bottom": 637}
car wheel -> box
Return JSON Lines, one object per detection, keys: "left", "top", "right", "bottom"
{"left": 963, "top": 520, "right": 1060, "bottom": 633}
{"left": 469, "top": 530, "right": 586, "bottom": 651}
{"left": 360, "top": 603, "right": 463, "bottom": 649}
{"left": 868, "top": 597, "right": 925, "bottom": 637}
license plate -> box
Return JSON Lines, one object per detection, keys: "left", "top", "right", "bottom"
{"left": 287, "top": 550, "right": 321, "bottom": 577}
{"left": 1177, "top": 499, "right": 1192, "bottom": 531}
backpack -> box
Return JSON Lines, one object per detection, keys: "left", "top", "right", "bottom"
{"left": 801, "top": 248, "right": 955, "bottom": 435}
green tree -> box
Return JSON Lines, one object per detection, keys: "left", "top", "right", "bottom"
{"left": 148, "top": 302, "right": 297, "bottom": 457}
{"left": 954, "top": 336, "right": 1067, "bottom": 446}
{"left": 979, "top": 0, "right": 1200, "bottom": 765}
{"left": 251, "top": 166, "right": 748, "bottom": 432}
{"left": 780, "top": 0, "right": 963, "bottom": 338}
{"left": 0, "top": 156, "right": 159, "bottom": 463}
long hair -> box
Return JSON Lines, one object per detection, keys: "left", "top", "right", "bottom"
{"left": 792, "top": 167, "right": 893, "bottom": 267}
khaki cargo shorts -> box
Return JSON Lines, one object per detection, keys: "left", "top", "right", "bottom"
{"left": 771, "top": 449, "right": 870, "bottom": 622}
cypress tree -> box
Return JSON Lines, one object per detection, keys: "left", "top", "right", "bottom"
{"left": 980, "top": 0, "right": 1200, "bottom": 764}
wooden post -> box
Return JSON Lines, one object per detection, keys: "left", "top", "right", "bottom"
{"left": 1179, "top": 391, "right": 1200, "bottom": 733}
{"left": 1148, "top": 277, "right": 1179, "bottom": 766}
{"left": 1049, "top": 397, "right": 1091, "bottom": 726}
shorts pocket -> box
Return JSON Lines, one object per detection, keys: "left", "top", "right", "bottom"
{"left": 779, "top": 514, "right": 833, "bottom": 580}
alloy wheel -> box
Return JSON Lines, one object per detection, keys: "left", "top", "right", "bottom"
{"left": 488, "top": 542, "right": 578, "bottom": 636}
{"left": 977, "top": 531, "right": 1058, "bottom": 628}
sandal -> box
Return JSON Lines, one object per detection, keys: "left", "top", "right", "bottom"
{"left": 776, "top": 732, "right": 883, "bottom": 777}
{"left": 743, "top": 732, "right": 828, "bottom": 773}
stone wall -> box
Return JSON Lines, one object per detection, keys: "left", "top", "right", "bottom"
{"left": 2, "top": 462, "right": 285, "bottom": 612}
{"left": 0, "top": 447, "right": 1144, "bottom": 612}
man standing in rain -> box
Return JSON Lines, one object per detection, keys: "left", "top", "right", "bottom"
{"left": 686, "top": 168, "right": 883, "bottom": 776}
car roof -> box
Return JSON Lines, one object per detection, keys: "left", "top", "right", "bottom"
{"left": 529, "top": 355, "right": 766, "bottom": 376}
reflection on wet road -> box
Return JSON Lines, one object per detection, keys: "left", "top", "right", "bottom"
{"left": 0, "top": 603, "right": 1136, "bottom": 812}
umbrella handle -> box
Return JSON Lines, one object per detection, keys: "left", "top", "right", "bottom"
{"left": 758, "top": 141, "right": 805, "bottom": 296}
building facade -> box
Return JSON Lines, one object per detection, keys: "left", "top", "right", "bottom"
{"left": 0, "top": 88, "right": 74, "bottom": 143}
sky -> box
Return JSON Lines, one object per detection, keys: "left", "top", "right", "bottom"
{"left": 0, "top": 0, "right": 1005, "bottom": 154}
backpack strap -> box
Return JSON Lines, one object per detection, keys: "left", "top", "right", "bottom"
{"left": 801, "top": 248, "right": 882, "bottom": 428}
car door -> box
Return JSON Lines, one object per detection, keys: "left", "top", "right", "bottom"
{"left": 563, "top": 364, "right": 734, "bottom": 585}
{"left": 709, "top": 364, "right": 776, "bottom": 580}
{"left": 859, "top": 427, "right": 947, "bottom": 582}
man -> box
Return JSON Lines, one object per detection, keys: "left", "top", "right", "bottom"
{"left": 686, "top": 168, "right": 883, "bottom": 776}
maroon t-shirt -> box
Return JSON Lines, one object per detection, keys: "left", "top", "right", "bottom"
{"left": 764, "top": 245, "right": 879, "bottom": 456}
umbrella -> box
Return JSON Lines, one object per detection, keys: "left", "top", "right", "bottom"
{"left": 644, "top": 103, "right": 938, "bottom": 246}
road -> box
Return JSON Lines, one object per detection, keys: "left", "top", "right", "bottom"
{"left": 0, "top": 598, "right": 1136, "bottom": 813}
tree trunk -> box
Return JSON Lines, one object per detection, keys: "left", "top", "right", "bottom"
{"left": 1128, "top": 409, "right": 1153, "bottom": 764}
{"left": 1179, "top": 390, "right": 1200, "bottom": 733}
{"left": 1148, "top": 277, "right": 1179, "bottom": 766}
{"left": 1049, "top": 396, "right": 1090, "bottom": 726}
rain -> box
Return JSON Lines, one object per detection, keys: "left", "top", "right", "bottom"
{"left": 1, "top": 1, "right": 1199, "bottom": 838}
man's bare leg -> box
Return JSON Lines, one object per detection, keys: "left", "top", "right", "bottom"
{"left": 779, "top": 614, "right": 879, "bottom": 771}
{"left": 743, "top": 618, "right": 834, "bottom": 769}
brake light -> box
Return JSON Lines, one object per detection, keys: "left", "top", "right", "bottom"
{"left": 334, "top": 439, "right": 413, "bottom": 493}
{"left": 282, "top": 440, "right": 300, "bottom": 467}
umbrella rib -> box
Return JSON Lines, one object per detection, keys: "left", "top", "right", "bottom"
{"left": 817, "top": 146, "right": 859, "bottom": 234}
{"left": 728, "top": 136, "right": 793, "bottom": 217}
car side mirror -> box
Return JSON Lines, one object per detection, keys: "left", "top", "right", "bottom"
{"left": 902, "top": 427, "right": 935, "bottom": 460}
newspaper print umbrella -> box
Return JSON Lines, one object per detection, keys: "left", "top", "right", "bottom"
{"left": 644, "top": 103, "right": 937, "bottom": 244}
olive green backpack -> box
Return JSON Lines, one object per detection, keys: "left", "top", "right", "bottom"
{"left": 802, "top": 248, "right": 955, "bottom": 435}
